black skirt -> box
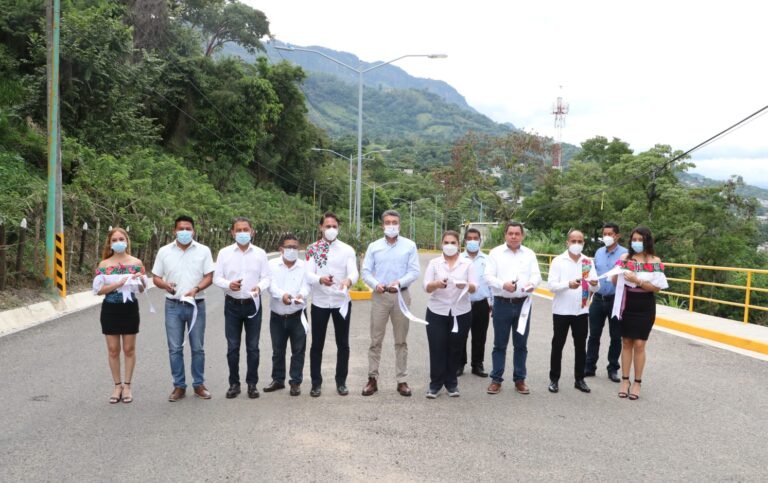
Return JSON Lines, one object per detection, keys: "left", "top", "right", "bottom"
{"left": 100, "top": 299, "right": 140, "bottom": 335}
{"left": 620, "top": 290, "right": 655, "bottom": 340}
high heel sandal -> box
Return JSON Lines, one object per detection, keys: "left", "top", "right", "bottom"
{"left": 109, "top": 382, "right": 123, "bottom": 404}
{"left": 122, "top": 382, "right": 133, "bottom": 404}
{"left": 629, "top": 379, "right": 641, "bottom": 400}
{"left": 618, "top": 376, "right": 630, "bottom": 398}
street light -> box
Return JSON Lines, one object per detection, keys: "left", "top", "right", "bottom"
{"left": 392, "top": 197, "right": 415, "bottom": 241}
{"left": 277, "top": 44, "right": 446, "bottom": 238}
{"left": 311, "top": 148, "right": 390, "bottom": 225}
{"left": 364, "top": 180, "right": 400, "bottom": 234}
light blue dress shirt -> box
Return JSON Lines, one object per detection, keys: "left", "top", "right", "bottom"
{"left": 361, "top": 236, "right": 420, "bottom": 289}
{"left": 462, "top": 250, "right": 492, "bottom": 302}
{"left": 593, "top": 244, "right": 628, "bottom": 296}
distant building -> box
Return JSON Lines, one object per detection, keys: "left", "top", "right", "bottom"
{"left": 402, "top": 168, "right": 414, "bottom": 175}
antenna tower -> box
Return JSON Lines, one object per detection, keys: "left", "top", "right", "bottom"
{"left": 551, "top": 87, "right": 569, "bottom": 169}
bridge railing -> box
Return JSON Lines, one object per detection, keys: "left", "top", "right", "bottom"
{"left": 535, "top": 253, "right": 768, "bottom": 324}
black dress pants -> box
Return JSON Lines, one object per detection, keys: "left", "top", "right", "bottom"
{"left": 549, "top": 313, "right": 588, "bottom": 382}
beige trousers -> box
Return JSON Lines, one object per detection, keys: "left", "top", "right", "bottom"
{"left": 368, "top": 290, "right": 411, "bottom": 382}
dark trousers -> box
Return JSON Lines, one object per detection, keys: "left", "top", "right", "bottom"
{"left": 460, "top": 299, "right": 490, "bottom": 368}
{"left": 269, "top": 310, "right": 307, "bottom": 385}
{"left": 549, "top": 313, "right": 588, "bottom": 382}
{"left": 310, "top": 303, "right": 351, "bottom": 387}
{"left": 490, "top": 299, "right": 530, "bottom": 384}
{"left": 426, "top": 309, "right": 472, "bottom": 392}
{"left": 224, "top": 297, "right": 262, "bottom": 386}
{"left": 586, "top": 295, "right": 621, "bottom": 373}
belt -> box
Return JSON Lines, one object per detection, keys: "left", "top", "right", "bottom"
{"left": 385, "top": 286, "right": 408, "bottom": 293}
{"left": 471, "top": 298, "right": 490, "bottom": 306}
{"left": 272, "top": 310, "right": 303, "bottom": 319}
{"left": 495, "top": 296, "right": 526, "bottom": 304}
{"left": 593, "top": 293, "right": 615, "bottom": 301}
{"left": 226, "top": 295, "right": 255, "bottom": 305}
{"left": 165, "top": 298, "right": 205, "bottom": 304}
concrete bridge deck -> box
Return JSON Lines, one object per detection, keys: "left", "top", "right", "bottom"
{"left": 1, "top": 253, "right": 767, "bottom": 481}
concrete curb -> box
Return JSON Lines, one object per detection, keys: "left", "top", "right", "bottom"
{"left": 0, "top": 290, "right": 103, "bottom": 337}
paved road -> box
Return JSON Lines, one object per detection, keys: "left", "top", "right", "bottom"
{"left": 1, "top": 253, "right": 767, "bottom": 481}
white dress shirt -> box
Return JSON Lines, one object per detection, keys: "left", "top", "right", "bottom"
{"left": 422, "top": 255, "right": 478, "bottom": 316}
{"left": 152, "top": 241, "right": 215, "bottom": 299}
{"left": 547, "top": 250, "right": 598, "bottom": 315}
{"left": 213, "top": 243, "right": 271, "bottom": 299}
{"left": 484, "top": 244, "right": 542, "bottom": 298}
{"left": 268, "top": 257, "right": 310, "bottom": 316}
{"left": 305, "top": 239, "right": 359, "bottom": 308}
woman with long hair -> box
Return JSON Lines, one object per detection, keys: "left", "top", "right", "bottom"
{"left": 92, "top": 227, "right": 146, "bottom": 403}
{"left": 611, "top": 226, "right": 668, "bottom": 400}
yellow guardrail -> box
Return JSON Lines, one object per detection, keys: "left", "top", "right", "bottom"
{"left": 535, "top": 253, "right": 768, "bottom": 324}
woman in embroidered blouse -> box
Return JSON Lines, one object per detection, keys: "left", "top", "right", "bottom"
{"left": 611, "top": 226, "right": 668, "bottom": 400}
{"left": 93, "top": 228, "right": 146, "bottom": 404}
{"left": 422, "top": 231, "right": 478, "bottom": 399}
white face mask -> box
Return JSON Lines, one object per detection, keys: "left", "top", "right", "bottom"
{"left": 324, "top": 228, "right": 338, "bottom": 241}
{"left": 568, "top": 243, "right": 584, "bottom": 256}
{"left": 602, "top": 236, "right": 615, "bottom": 247}
{"left": 282, "top": 248, "right": 298, "bottom": 262}
{"left": 384, "top": 225, "right": 400, "bottom": 238}
{"left": 442, "top": 243, "right": 459, "bottom": 257}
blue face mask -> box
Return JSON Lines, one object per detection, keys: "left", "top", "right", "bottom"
{"left": 111, "top": 241, "right": 127, "bottom": 253}
{"left": 631, "top": 241, "right": 645, "bottom": 253}
{"left": 235, "top": 232, "right": 251, "bottom": 246}
{"left": 466, "top": 240, "right": 481, "bottom": 253}
{"left": 176, "top": 230, "right": 193, "bottom": 245}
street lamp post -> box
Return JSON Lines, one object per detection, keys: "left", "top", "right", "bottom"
{"left": 311, "top": 148, "right": 390, "bottom": 226}
{"left": 392, "top": 197, "right": 414, "bottom": 241}
{"left": 364, "top": 180, "right": 400, "bottom": 234}
{"left": 278, "top": 45, "right": 446, "bottom": 238}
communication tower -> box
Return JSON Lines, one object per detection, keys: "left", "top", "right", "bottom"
{"left": 551, "top": 88, "right": 569, "bottom": 169}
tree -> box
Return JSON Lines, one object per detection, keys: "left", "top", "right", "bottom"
{"left": 178, "top": 0, "right": 271, "bottom": 57}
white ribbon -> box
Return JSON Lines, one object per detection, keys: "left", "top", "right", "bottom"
{"left": 337, "top": 287, "right": 352, "bottom": 319}
{"left": 300, "top": 308, "right": 309, "bottom": 334}
{"left": 450, "top": 281, "right": 470, "bottom": 333}
{"left": 120, "top": 276, "right": 156, "bottom": 313}
{"left": 179, "top": 296, "right": 198, "bottom": 347}
{"left": 516, "top": 296, "right": 533, "bottom": 335}
{"left": 247, "top": 291, "right": 261, "bottom": 319}
{"left": 396, "top": 287, "right": 428, "bottom": 325}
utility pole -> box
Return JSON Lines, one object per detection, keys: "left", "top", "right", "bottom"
{"left": 45, "top": 0, "right": 65, "bottom": 297}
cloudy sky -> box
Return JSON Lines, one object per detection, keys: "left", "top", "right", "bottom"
{"left": 247, "top": 0, "right": 768, "bottom": 187}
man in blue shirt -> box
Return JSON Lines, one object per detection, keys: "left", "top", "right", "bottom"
{"left": 361, "top": 210, "right": 421, "bottom": 397}
{"left": 585, "top": 222, "right": 628, "bottom": 382}
{"left": 458, "top": 228, "right": 493, "bottom": 377}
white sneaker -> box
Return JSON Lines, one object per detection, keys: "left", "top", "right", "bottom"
{"left": 425, "top": 389, "right": 439, "bottom": 399}
{"left": 447, "top": 387, "right": 460, "bottom": 397}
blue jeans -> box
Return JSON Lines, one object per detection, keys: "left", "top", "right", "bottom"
{"left": 586, "top": 295, "right": 621, "bottom": 373}
{"left": 269, "top": 310, "right": 306, "bottom": 385}
{"left": 165, "top": 299, "right": 206, "bottom": 389}
{"left": 224, "top": 297, "right": 262, "bottom": 385}
{"left": 490, "top": 300, "right": 531, "bottom": 384}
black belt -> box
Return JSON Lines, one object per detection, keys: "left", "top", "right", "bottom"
{"left": 386, "top": 286, "right": 408, "bottom": 293}
{"left": 495, "top": 296, "right": 526, "bottom": 304}
{"left": 593, "top": 293, "right": 615, "bottom": 301}
{"left": 226, "top": 295, "right": 255, "bottom": 305}
{"left": 272, "top": 310, "right": 303, "bottom": 319}
{"left": 166, "top": 298, "right": 205, "bottom": 304}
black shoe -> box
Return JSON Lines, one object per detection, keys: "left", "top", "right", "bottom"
{"left": 247, "top": 384, "right": 260, "bottom": 399}
{"left": 310, "top": 385, "right": 321, "bottom": 397}
{"left": 289, "top": 383, "right": 301, "bottom": 396}
{"left": 584, "top": 371, "right": 596, "bottom": 377}
{"left": 574, "top": 379, "right": 591, "bottom": 393}
{"left": 337, "top": 385, "right": 349, "bottom": 396}
{"left": 608, "top": 371, "right": 621, "bottom": 383}
{"left": 456, "top": 365, "right": 465, "bottom": 377}
{"left": 471, "top": 366, "right": 489, "bottom": 377}
{"left": 548, "top": 380, "right": 559, "bottom": 393}
{"left": 263, "top": 380, "right": 286, "bottom": 392}
{"left": 225, "top": 383, "right": 241, "bottom": 399}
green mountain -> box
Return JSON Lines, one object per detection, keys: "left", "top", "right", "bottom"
{"left": 678, "top": 172, "right": 768, "bottom": 215}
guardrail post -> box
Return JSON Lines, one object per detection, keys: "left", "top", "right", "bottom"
{"left": 743, "top": 271, "right": 752, "bottom": 323}
{"left": 16, "top": 218, "right": 28, "bottom": 280}
{"left": 688, "top": 267, "right": 696, "bottom": 312}
{"left": 0, "top": 220, "right": 6, "bottom": 290}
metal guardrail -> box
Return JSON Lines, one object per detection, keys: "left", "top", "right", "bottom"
{"left": 535, "top": 253, "right": 768, "bottom": 324}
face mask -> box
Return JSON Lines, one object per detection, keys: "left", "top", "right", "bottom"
{"left": 384, "top": 225, "right": 400, "bottom": 238}
{"left": 111, "top": 241, "right": 127, "bottom": 253}
{"left": 283, "top": 248, "right": 298, "bottom": 262}
{"left": 442, "top": 243, "right": 459, "bottom": 257}
{"left": 631, "top": 241, "right": 645, "bottom": 253}
{"left": 602, "top": 236, "right": 615, "bottom": 247}
{"left": 324, "top": 228, "right": 338, "bottom": 241}
{"left": 235, "top": 232, "right": 251, "bottom": 246}
{"left": 176, "top": 229, "right": 193, "bottom": 245}
{"left": 568, "top": 243, "right": 584, "bottom": 256}
{"left": 466, "top": 240, "right": 481, "bottom": 253}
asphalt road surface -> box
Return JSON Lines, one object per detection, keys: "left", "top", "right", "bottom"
{"left": 1, "top": 253, "right": 767, "bottom": 481}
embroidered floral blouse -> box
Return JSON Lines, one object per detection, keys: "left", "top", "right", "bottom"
{"left": 93, "top": 264, "right": 146, "bottom": 303}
